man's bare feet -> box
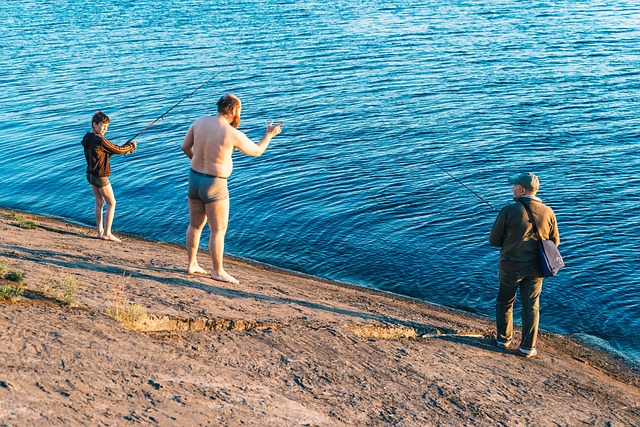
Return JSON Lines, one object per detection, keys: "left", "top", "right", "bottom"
{"left": 211, "top": 272, "right": 239, "bottom": 284}
{"left": 187, "top": 265, "right": 208, "bottom": 275}
{"left": 101, "top": 234, "right": 122, "bottom": 243}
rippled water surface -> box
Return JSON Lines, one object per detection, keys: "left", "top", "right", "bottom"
{"left": 1, "top": 1, "right": 639, "bottom": 363}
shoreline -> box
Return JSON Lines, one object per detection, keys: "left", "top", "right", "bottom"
{"left": 6, "top": 205, "right": 639, "bottom": 368}
{"left": 1, "top": 207, "right": 639, "bottom": 425}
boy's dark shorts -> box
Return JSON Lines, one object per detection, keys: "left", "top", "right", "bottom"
{"left": 86, "top": 173, "right": 110, "bottom": 188}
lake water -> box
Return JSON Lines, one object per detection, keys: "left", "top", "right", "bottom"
{"left": 1, "top": 1, "right": 639, "bottom": 365}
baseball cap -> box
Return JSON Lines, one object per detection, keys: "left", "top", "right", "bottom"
{"left": 508, "top": 172, "right": 540, "bottom": 191}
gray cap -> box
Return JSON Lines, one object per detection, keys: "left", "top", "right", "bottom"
{"left": 508, "top": 172, "right": 540, "bottom": 191}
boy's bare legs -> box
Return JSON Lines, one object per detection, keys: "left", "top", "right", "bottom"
{"left": 90, "top": 184, "right": 105, "bottom": 238}
{"left": 186, "top": 198, "right": 208, "bottom": 275}
{"left": 205, "top": 197, "right": 238, "bottom": 284}
{"left": 98, "top": 184, "right": 121, "bottom": 242}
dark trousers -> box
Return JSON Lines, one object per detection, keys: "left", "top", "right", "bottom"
{"left": 496, "top": 266, "right": 543, "bottom": 350}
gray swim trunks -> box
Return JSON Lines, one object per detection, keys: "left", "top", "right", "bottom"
{"left": 188, "top": 168, "right": 229, "bottom": 203}
{"left": 86, "top": 173, "right": 110, "bottom": 188}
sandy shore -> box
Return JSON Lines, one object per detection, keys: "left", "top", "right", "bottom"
{"left": 0, "top": 207, "right": 638, "bottom": 426}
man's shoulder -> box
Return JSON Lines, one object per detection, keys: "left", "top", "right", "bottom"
{"left": 528, "top": 197, "right": 554, "bottom": 210}
{"left": 532, "top": 200, "right": 556, "bottom": 217}
{"left": 500, "top": 201, "right": 523, "bottom": 213}
{"left": 223, "top": 125, "right": 248, "bottom": 142}
{"left": 193, "top": 115, "right": 214, "bottom": 125}
{"left": 192, "top": 115, "right": 236, "bottom": 133}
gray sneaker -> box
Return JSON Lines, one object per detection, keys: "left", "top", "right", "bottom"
{"left": 518, "top": 347, "right": 538, "bottom": 358}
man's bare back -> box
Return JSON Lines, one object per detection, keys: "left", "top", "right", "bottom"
{"left": 183, "top": 115, "right": 241, "bottom": 178}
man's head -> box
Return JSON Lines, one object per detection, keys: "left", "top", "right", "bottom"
{"left": 91, "top": 111, "right": 110, "bottom": 135}
{"left": 217, "top": 94, "right": 242, "bottom": 128}
{"left": 509, "top": 172, "right": 539, "bottom": 198}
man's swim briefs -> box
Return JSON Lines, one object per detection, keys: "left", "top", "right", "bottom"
{"left": 188, "top": 168, "right": 229, "bottom": 203}
{"left": 86, "top": 173, "right": 110, "bottom": 188}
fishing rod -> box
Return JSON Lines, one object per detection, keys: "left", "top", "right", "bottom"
{"left": 425, "top": 156, "right": 497, "bottom": 212}
{"left": 128, "top": 63, "right": 235, "bottom": 142}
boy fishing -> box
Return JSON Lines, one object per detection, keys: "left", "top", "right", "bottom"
{"left": 82, "top": 111, "right": 136, "bottom": 242}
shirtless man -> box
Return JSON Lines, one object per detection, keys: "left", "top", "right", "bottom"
{"left": 181, "top": 94, "right": 283, "bottom": 283}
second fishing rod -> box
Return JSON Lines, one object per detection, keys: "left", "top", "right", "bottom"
{"left": 424, "top": 155, "right": 498, "bottom": 212}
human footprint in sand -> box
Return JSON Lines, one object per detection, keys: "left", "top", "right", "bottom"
{"left": 182, "top": 93, "right": 283, "bottom": 284}
{"left": 81, "top": 111, "right": 136, "bottom": 243}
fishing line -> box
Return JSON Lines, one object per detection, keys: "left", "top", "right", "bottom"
{"left": 425, "top": 156, "right": 497, "bottom": 212}
{"left": 128, "top": 63, "right": 235, "bottom": 142}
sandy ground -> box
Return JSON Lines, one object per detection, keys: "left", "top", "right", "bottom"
{"left": 0, "top": 208, "right": 639, "bottom": 427}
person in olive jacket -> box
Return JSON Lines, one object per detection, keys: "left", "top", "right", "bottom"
{"left": 490, "top": 172, "right": 560, "bottom": 358}
{"left": 82, "top": 111, "right": 136, "bottom": 242}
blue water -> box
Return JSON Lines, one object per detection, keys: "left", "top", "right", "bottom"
{"left": 1, "top": 1, "right": 639, "bottom": 364}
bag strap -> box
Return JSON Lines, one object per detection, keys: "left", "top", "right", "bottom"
{"left": 518, "top": 199, "right": 541, "bottom": 240}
